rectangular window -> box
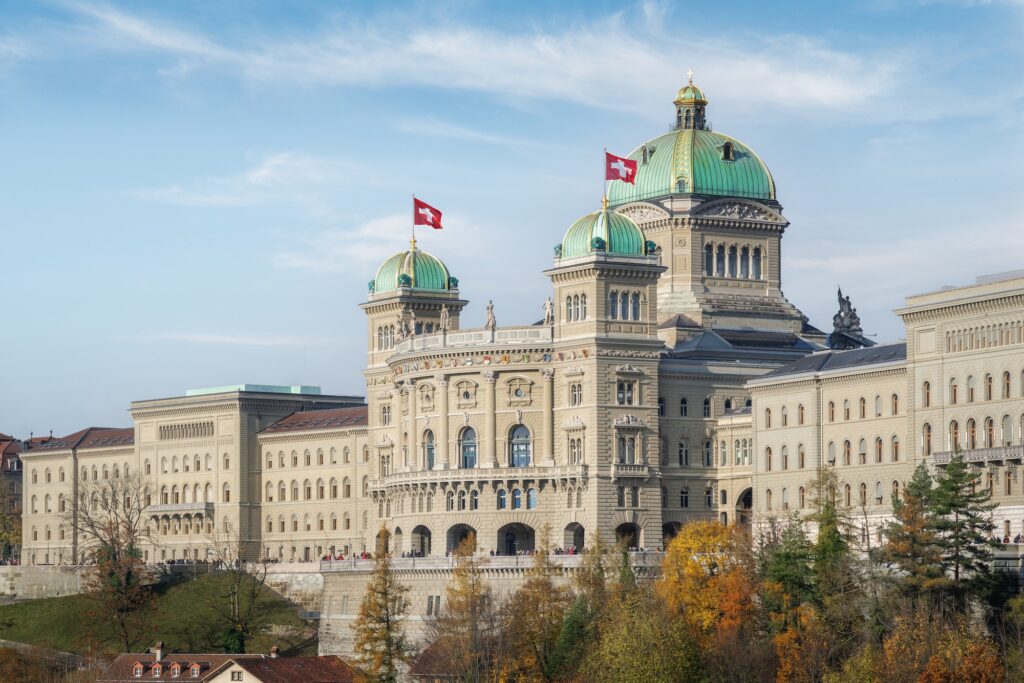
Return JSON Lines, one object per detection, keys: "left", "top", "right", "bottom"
{"left": 231, "top": 673, "right": 243, "bottom": 682}
{"left": 616, "top": 381, "right": 635, "bottom": 406}
{"left": 427, "top": 596, "right": 434, "bottom": 616}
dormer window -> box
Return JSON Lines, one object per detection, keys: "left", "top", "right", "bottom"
{"left": 151, "top": 663, "right": 162, "bottom": 677}
{"left": 190, "top": 663, "right": 201, "bottom": 678}
{"left": 721, "top": 142, "right": 734, "bottom": 161}
{"left": 133, "top": 664, "right": 144, "bottom": 678}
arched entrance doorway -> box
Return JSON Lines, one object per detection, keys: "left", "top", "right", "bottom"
{"left": 446, "top": 524, "right": 477, "bottom": 554}
{"left": 736, "top": 488, "right": 753, "bottom": 525}
{"left": 497, "top": 523, "right": 535, "bottom": 555}
{"left": 662, "top": 521, "right": 681, "bottom": 547}
{"left": 563, "top": 523, "right": 585, "bottom": 550}
{"left": 411, "top": 525, "right": 432, "bottom": 556}
{"left": 393, "top": 527, "right": 403, "bottom": 554}
{"left": 615, "top": 523, "right": 640, "bottom": 550}
{"left": 375, "top": 528, "right": 390, "bottom": 555}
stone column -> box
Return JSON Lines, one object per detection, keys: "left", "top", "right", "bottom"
{"left": 435, "top": 375, "right": 450, "bottom": 469}
{"left": 484, "top": 371, "right": 497, "bottom": 468}
{"left": 408, "top": 379, "right": 418, "bottom": 472}
{"left": 542, "top": 369, "right": 555, "bottom": 466}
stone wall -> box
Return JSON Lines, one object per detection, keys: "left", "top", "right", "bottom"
{"left": 0, "top": 565, "right": 82, "bottom": 599}
{"left": 259, "top": 562, "right": 324, "bottom": 612}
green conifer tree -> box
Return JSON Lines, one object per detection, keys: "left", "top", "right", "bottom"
{"left": 882, "top": 464, "right": 945, "bottom": 596}
{"left": 351, "top": 528, "right": 410, "bottom": 683}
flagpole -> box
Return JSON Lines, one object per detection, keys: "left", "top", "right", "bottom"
{"left": 411, "top": 194, "right": 416, "bottom": 249}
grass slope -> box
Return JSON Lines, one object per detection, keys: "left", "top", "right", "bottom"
{"left": 0, "top": 573, "right": 316, "bottom": 657}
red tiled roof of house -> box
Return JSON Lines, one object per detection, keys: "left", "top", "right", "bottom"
{"left": 225, "top": 656, "right": 357, "bottom": 683}
{"left": 99, "top": 653, "right": 264, "bottom": 681}
{"left": 33, "top": 427, "right": 134, "bottom": 452}
{"left": 261, "top": 406, "right": 368, "bottom": 434}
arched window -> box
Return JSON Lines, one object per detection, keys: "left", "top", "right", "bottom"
{"left": 424, "top": 430, "right": 435, "bottom": 470}
{"left": 922, "top": 381, "right": 931, "bottom": 407}
{"left": 764, "top": 408, "right": 772, "bottom": 429}
{"left": 950, "top": 378, "right": 959, "bottom": 405}
{"left": 511, "top": 488, "right": 522, "bottom": 510}
{"left": 891, "top": 436, "right": 900, "bottom": 462}
{"left": 620, "top": 292, "right": 629, "bottom": 320}
{"left": 497, "top": 489, "right": 507, "bottom": 510}
{"left": 704, "top": 244, "right": 713, "bottom": 275}
{"left": 1004, "top": 371, "right": 1012, "bottom": 399}
{"left": 874, "top": 395, "right": 882, "bottom": 417}
{"left": 892, "top": 480, "right": 900, "bottom": 502}
{"left": 446, "top": 491, "right": 454, "bottom": 511}
{"left": 828, "top": 401, "right": 835, "bottom": 422}
{"left": 678, "top": 440, "right": 689, "bottom": 466}
{"left": 827, "top": 441, "right": 837, "bottom": 465}
{"left": 470, "top": 490, "right": 479, "bottom": 510}
{"left": 680, "top": 397, "right": 688, "bottom": 416}
{"left": 704, "top": 397, "right": 712, "bottom": 418}
{"left": 923, "top": 423, "right": 932, "bottom": 455}
{"left": 798, "top": 444, "right": 805, "bottom": 469}
{"left": 573, "top": 294, "right": 580, "bottom": 321}
{"left": 457, "top": 490, "right": 466, "bottom": 511}
{"left": 859, "top": 483, "right": 867, "bottom": 506}
{"left": 875, "top": 437, "right": 883, "bottom": 463}
{"left": 949, "top": 420, "right": 960, "bottom": 450}
{"left": 722, "top": 141, "right": 734, "bottom": 161}
{"left": 858, "top": 438, "right": 867, "bottom": 465}
{"left": 765, "top": 489, "right": 773, "bottom": 511}
{"left": 859, "top": 397, "right": 866, "bottom": 419}
{"left": 967, "top": 376, "right": 976, "bottom": 403}
{"left": 984, "top": 418, "right": 995, "bottom": 447}
{"left": 967, "top": 418, "right": 977, "bottom": 449}
{"left": 703, "top": 440, "right": 713, "bottom": 466}
{"left": 765, "top": 447, "right": 773, "bottom": 472}
{"left": 716, "top": 245, "right": 726, "bottom": 276}
{"left": 799, "top": 486, "right": 806, "bottom": 509}
{"left": 843, "top": 440, "right": 852, "bottom": 466}
{"left": 751, "top": 247, "right": 762, "bottom": 279}
{"left": 985, "top": 374, "right": 993, "bottom": 401}
{"left": 891, "top": 393, "right": 899, "bottom": 415}
{"left": 798, "top": 404, "right": 805, "bottom": 425}
{"left": 781, "top": 446, "right": 789, "bottom": 470}
{"left": 526, "top": 488, "right": 538, "bottom": 509}
{"left": 222, "top": 483, "right": 231, "bottom": 503}
{"left": 317, "top": 479, "right": 325, "bottom": 499}
{"left": 631, "top": 292, "right": 641, "bottom": 321}
{"left": 460, "top": 428, "right": 477, "bottom": 468}
{"left": 510, "top": 425, "right": 531, "bottom": 467}
{"left": 581, "top": 293, "right": 587, "bottom": 319}
{"left": 844, "top": 484, "right": 852, "bottom": 507}
{"left": 608, "top": 291, "right": 618, "bottom": 320}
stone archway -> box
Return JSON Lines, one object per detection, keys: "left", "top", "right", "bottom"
{"left": 736, "top": 488, "right": 753, "bottom": 525}
{"left": 662, "top": 521, "right": 682, "bottom": 547}
{"left": 615, "top": 523, "right": 640, "bottom": 550}
{"left": 411, "top": 525, "right": 432, "bottom": 557}
{"left": 375, "top": 528, "right": 390, "bottom": 555}
{"left": 497, "top": 523, "right": 535, "bottom": 555}
{"left": 563, "top": 523, "right": 585, "bottom": 551}
{"left": 393, "top": 527, "right": 404, "bottom": 554}
{"left": 446, "top": 524, "right": 477, "bottom": 554}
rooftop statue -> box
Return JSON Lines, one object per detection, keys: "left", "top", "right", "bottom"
{"left": 439, "top": 304, "right": 450, "bottom": 332}
{"left": 485, "top": 300, "right": 496, "bottom": 331}
{"left": 832, "top": 287, "right": 863, "bottom": 336}
{"left": 543, "top": 297, "right": 554, "bottom": 325}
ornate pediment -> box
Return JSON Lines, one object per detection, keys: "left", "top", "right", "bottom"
{"left": 614, "top": 414, "right": 646, "bottom": 428}
{"left": 692, "top": 200, "right": 786, "bottom": 224}
{"left": 616, "top": 203, "right": 669, "bottom": 224}
{"left": 563, "top": 416, "right": 586, "bottom": 430}
{"left": 615, "top": 364, "right": 645, "bottom": 375}
{"left": 564, "top": 367, "right": 585, "bottom": 378}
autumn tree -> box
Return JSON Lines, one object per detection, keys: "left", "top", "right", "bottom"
{"left": 546, "top": 534, "right": 610, "bottom": 681}
{"left": 657, "top": 521, "right": 753, "bottom": 642}
{"left": 583, "top": 585, "right": 703, "bottom": 683}
{"left": 757, "top": 516, "right": 815, "bottom": 631}
{"left": 425, "top": 534, "right": 503, "bottom": 681}
{"left": 0, "top": 486, "right": 21, "bottom": 562}
{"left": 882, "top": 464, "right": 945, "bottom": 597}
{"left": 352, "top": 528, "right": 411, "bottom": 683}
{"left": 64, "top": 472, "right": 154, "bottom": 651}
{"left": 501, "top": 524, "right": 573, "bottom": 681}
{"left": 931, "top": 452, "right": 998, "bottom": 606}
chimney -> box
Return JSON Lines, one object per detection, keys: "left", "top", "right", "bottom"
{"left": 152, "top": 642, "right": 164, "bottom": 662}
{"left": 270, "top": 645, "right": 279, "bottom": 659}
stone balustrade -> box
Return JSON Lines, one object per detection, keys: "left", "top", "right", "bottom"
{"left": 370, "top": 463, "right": 588, "bottom": 491}
{"left": 320, "top": 550, "right": 665, "bottom": 574}
{"left": 934, "top": 446, "right": 1024, "bottom": 466}
{"left": 392, "top": 325, "right": 553, "bottom": 355}
{"left": 145, "top": 501, "right": 215, "bottom": 514}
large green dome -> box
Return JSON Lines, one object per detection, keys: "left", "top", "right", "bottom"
{"left": 609, "top": 83, "right": 775, "bottom": 205}
{"left": 608, "top": 128, "right": 775, "bottom": 205}
{"left": 370, "top": 243, "right": 454, "bottom": 294}
{"left": 560, "top": 206, "right": 646, "bottom": 259}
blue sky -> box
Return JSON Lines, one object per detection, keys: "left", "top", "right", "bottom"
{"left": 1, "top": 0, "right": 1022, "bottom": 436}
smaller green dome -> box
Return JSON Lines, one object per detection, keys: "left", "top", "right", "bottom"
{"left": 675, "top": 83, "right": 706, "bottom": 104}
{"left": 371, "top": 242, "right": 453, "bottom": 294}
{"left": 560, "top": 204, "right": 646, "bottom": 259}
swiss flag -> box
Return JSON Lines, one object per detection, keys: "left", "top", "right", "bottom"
{"left": 605, "top": 152, "right": 638, "bottom": 184}
{"left": 413, "top": 198, "right": 443, "bottom": 229}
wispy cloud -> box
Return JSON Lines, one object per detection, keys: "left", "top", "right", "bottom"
{"left": 132, "top": 152, "right": 352, "bottom": 208}
{"left": 394, "top": 118, "right": 535, "bottom": 147}
{"left": 64, "top": 3, "right": 911, "bottom": 118}
{"left": 273, "top": 211, "right": 483, "bottom": 273}
{"left": 122, "top": 332, "right": 333, "bottom": 347}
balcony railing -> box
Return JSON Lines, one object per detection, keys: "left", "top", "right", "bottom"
{"left": 146, "top": 502, "right": 215, "bottom": 515}
{"left": 321, "top": 550, "right": 664, "bottom": 574}
{"left": 392, "top": 325, "right": 553, "bottom": 355}
{"left": 934, "top": 446, "right": 1024, "bottom": 466}
{"left": 611, "top": 462, "right": 652, "bottom": 479}
{"left": 370, "top": 464, "right": 588, "bottom": 490}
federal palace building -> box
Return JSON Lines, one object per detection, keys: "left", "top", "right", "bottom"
{"left": 19, "top": 80, "right": 1024, "bottom": 649}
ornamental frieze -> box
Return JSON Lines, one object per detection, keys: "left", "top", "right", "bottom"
{"left": 692, "top": 200, "right": 785, "bottom": 224}
{"left": 616, "top": 203, "right": 669, "bottom": 223}
{"left": 596, "top": 349, "right": 661, "bottom": 359}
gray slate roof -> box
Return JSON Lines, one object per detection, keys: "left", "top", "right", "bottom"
{"left": 760, "top": 342, "right": 906, "bottom": 379}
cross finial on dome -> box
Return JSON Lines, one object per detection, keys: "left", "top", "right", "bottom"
{"left": 687, "top": 68, "right": 694, "bottom": 85}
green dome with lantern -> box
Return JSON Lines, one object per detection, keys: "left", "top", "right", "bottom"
{"left": 369, "top": 240, "right": 455, "bottom": 294}
{"left": 608, "top": 78, "right": 776, "bottom": 205}
{"left": 559, "top": 201, "right": 647, "bottom": 259}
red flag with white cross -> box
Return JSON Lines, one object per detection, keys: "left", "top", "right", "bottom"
{"left": 605, "top": 152, "right": 637, "bottom": 184}
{"left": 413, "top": 197, "right": 443, "bottom": 229}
